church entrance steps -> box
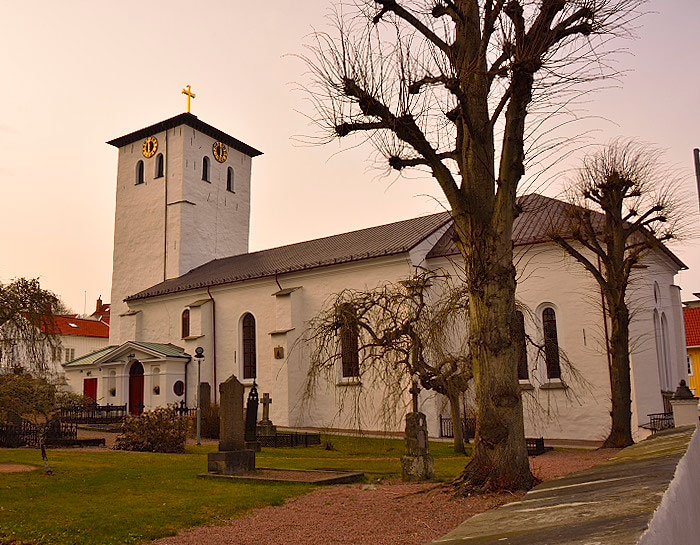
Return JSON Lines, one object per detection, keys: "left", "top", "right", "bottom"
{"left": 432, "top": 426, "right": 698, "bottom": 545}
{"left": 198, "top": 468, "right": 364, "bottom": 485}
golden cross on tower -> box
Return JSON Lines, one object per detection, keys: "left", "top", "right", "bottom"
{"left": 181, "top": 85, "right": 196, "bottom": 113}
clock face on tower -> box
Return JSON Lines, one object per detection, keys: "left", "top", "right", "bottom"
{"left": 142, "top": 136, "right": 158, "bottom": 158}
{"left": 213, "top": 141, "right": 228, "bottom": 163}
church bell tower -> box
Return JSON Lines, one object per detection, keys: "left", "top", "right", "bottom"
{"left": 106, "top": 106, "right": 263, "bottom": 344}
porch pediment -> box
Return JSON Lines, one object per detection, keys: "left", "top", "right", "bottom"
{"left": 64, "top": 341, "right": 190, "bottom": 369}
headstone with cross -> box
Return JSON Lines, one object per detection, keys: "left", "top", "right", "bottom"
{"left": 257, "top": 392, "right": 277, "bottom": 436}
{"left": 401, "top": 377, "right": 434, "bottom": 481}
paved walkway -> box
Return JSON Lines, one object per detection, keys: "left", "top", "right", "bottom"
{"left": 433, "top": 427, "right": 695, "bottom": 545}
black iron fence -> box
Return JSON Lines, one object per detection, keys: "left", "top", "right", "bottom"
{"left": 174, "top": 402, "right": 196, "bottom": 417}
{"left": 440, "top": 416, "right": 548, "bottom": 456}
{"left": 644, "top": 412, "right": 674, "bottom": 434}
{"left": 0, "top": 420, "right": 78, "bottom": 448}
{"left": 60, "top": 404, "right": 127, "bottom": 425}
{"left": 258, "top": 432, "right": 322, "bottom": 448}
{"left": 439, "top": 416, "right": 476, "bottom": 441}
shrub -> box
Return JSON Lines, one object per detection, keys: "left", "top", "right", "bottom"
{"left": 114, "top": 406, "right": 188, "bottom": 453}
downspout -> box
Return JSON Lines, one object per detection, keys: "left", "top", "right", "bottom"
{"left": 184, "top": 355, "right": 191, "bottom": 407}
{"left": 163, "top": 129, "right": 169, "bottom": 281}
{"left": 207, "top": 286, "right": 217, "bottom": 404}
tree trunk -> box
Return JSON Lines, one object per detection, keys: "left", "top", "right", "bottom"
{"left": 447, "top": 390, "right": 466, "bottom": 455}
{"left": 455, "top": 218, "right": 536, "bottom": 493}
{"left": 40, "top": 436, "right": 53, "bottom": 476}
{"left": 602, "top": 302, "right": 634, "bottom": 448}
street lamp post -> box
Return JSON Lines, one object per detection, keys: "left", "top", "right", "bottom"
{"left": 194, "top": 347, "right": 204, "bottom": 446}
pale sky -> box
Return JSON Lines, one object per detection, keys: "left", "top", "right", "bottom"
{"left": 1, "top": 0, "right": 698, "bottom": 313}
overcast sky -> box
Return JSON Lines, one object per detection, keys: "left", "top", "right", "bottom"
{"left": 1, "top": 0, "right": 698, "bottom": 313}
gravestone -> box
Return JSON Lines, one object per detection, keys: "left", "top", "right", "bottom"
{"left": 207, "top": 375, "right": 255, "bottom": 474}
{"left": 257, "top": 392, "right": 277, "bottom": 436}
{"left": 244, "top": 382, "right": 261, "bottom": 452}
{"left": 199, "top": 382, "right": 211, "bottom": 413}
{"left": 401, "top": 382, "right": 434, "bottom": 481}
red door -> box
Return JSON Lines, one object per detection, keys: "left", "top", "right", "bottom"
{"left": 128, "top": 362, "right": 144, "bottom": 415}
{"left": 83, "top": 378, "right": 98, "bottom": 402}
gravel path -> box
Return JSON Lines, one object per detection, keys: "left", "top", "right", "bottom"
{"left": 154, "top": 449, "right": 619, "bottom": 545}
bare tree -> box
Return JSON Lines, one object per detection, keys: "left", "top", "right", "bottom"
{"left": 299, "top": 0, "right": 644, "bottom": 490}
{"left": 303, "top": 269, "right": 473, "bottom": 453}
{"left": 550, "top": 140, "right": 689, "bottom": 448}
{"left": 0, "top": 278, "right": 61, "bottom": 373}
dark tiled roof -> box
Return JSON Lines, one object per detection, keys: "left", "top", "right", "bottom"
{"left": 427, "top": 193, "right": 686, "bottom": 270}
{"left": 106, "top": 113, "right": 263, "bottom": 157}
{"left": 427, "top": 194, "right": 569, "bottom": 257}
{"left": 127, "top": 212, "right": 452, "bottom": 301}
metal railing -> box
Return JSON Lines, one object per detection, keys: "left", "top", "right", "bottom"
{"left": 60, "top": 404, "right": 127, "bottom": 425}
{"left": 439, "top": 415, "right": 476, "bottom": 441}
{"left": 257, "top": 431, "right": 322, "bottom": 448}
{"left": 644, "top": 412, "right": 674, "bottom": 434}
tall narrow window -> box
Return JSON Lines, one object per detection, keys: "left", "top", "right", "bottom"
{"left": 227, "top": 167, "right": 234, "bottom": 192}
{"left": 339, "top": 303, "right": 360, "bottom": 378}
{"left": 542, "top": 307, "right": 561, "bottom": 380}
{"left": 242, "top": 313, "right": 257, "bottom": 379}
{"left": 515, "top": 310, "right": 529, "bottom": 381}
{"left": 202, "top": 156, "right": 210, "bottom": 182}
{"left": 136, "top": 160, "right": 144, "bottom": 184}
{"left": 181, "top": 309, "right": 190, "bottom": 338}
{"left": 661, "top": 313, "right": 672, "bottom": 390}
{"left": 155, "top": 153, "right": 164, "bottom": 178}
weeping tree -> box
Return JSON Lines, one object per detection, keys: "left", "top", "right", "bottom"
{"left": 0, "top": 372, "right": 84, "bottom": 475}
{"left": 299, "top": 0, "right": 644, "bottom": 490}
{"left": 0, "top": 278, "right": 62, "bottom": 373}
{"left": 550, "top": 140, "right": 689, "bottom": 448}
{"left": 303, "top": 269, "right": 473, "bottom": 453}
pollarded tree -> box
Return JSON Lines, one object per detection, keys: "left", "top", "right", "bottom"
{"left": 0, "top": 278, "right": 62, "bottom": 373}
{"left": 299, "top": 0, "right": 644, "bottom": 491}
{"left": 303, "top": 269, "right": 473, "bottom": 453}
{"left": 550, "top": 140, "right": 689, "bottom": 448}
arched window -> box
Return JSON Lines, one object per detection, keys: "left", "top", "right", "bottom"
{"left": 653, "top": 310, "right": 665, "bottom": 389}
{"left": 181, "top": 309, "right": 190, "bottom": 338}
{"left": 661, "top": 312, "right": 672, "bottom": 390}
{"left": 202, "top": 156, "right": 210, "bottom": 182}
{"left": 155, "top": 153, "right": 164, "bottom": 178}
{"left": 339, "top": 303, "right": 360, "bottom": 378}
{"left": 135, "top": 160, "right": 144, "bottom": 184}
{"left": 242, "top": 313, "right": 257, "bottom": 379}
{"left": 515, "top": 310, "right": 529, "bottom": 381}
{"left": 227, "top": 167, "right": 234, "bottom": 192}
{"left": 542, "top": 307, "right": 561, "bottom": 380}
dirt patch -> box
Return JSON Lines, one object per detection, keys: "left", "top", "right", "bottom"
{"left": 0, "top": 463, "right": 38, "bottom": 474}
{"left": 530, "top": 448, "right": 620, "bottom": 481}
{"left": 155, "top": 483, "right": 512, "bottom": 545}
{"left": 154, "top": 449, "right": 619, "bottom": 545}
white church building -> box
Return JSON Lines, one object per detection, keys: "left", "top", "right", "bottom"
{"left": 63, "top": 113, "right": 689, "bottom": 445}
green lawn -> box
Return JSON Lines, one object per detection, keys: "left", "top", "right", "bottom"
{"left": 0, "top": 436, "right": 468, "bottom": 545}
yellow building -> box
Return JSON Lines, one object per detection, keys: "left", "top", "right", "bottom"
{"left": 683, "top": 300, "right": 700, "bottom": 394}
